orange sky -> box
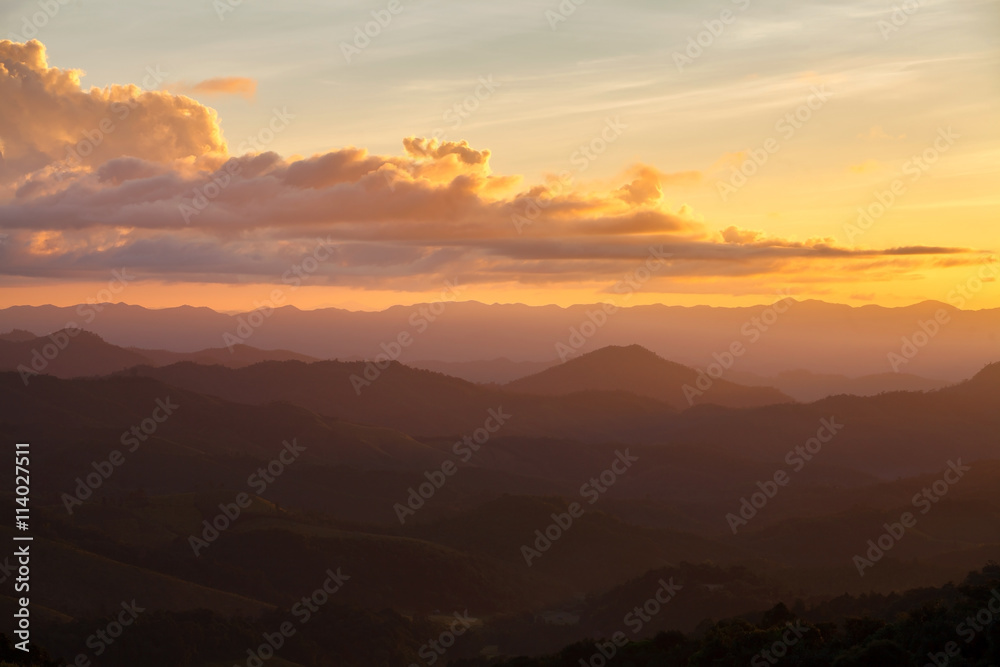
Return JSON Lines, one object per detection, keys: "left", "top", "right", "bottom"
{"left": 1, "top": 1, "right": 998, "bottom": 312}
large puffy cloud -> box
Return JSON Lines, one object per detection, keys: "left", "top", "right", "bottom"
{"left": 0, "top": 41, "right": 979, "bottom": 293}
{"left": 0, "top": 40, "right": 226, "bottom": 187}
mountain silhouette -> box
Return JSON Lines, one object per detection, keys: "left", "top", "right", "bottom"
{"left": 0, "top": 329, "right": 320, "bottom": 379}
{"left": 4, "top": 299, "right": 999, "bottom": 379}
{"left": 0, "top": 328, "right": 151, "bottom": 379}
{"left": 728, "top": 368, "right": 951, "bottom": 402}
{"left": 505, "top": 344, "right": 794, "bottom": 409}
{"left": 127, "top": 359, "right": 678, "bottom": 442}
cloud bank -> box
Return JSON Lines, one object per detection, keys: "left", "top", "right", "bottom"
{"left": 0, "top": 40, "right": 976, "bottom": 294}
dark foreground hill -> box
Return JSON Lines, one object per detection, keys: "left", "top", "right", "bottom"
{"left": 2, "top": 366, "right": 1000, "bottom": 665}
{"left": 123, "top": 358, "right": 1000, "bottom": 477}
{"left": 729, "top": 368, "right": 952, "bottom": 402}
{"left": 126, "top": 358, "right": 679, "bottom": 442}
{"left": 467, "top": 564, "right": 1000, "bottom": 667}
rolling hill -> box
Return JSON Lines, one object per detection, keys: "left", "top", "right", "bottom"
{"left": 0, "top": 329, "right": 321, "bottom": 380}
{"left": 505, "top": 345, "right": 795, "bottom": 409}
{"left": 729, "top": 368, "right": 951, "bottom": 402}
{"left": 5, "top": 299, "right": 1000, "bottom": 379}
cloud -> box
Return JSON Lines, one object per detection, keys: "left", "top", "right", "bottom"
{"left": 403, "top": 137, "right": 489, "bottom": 165}
{"left": 0, "top": 40, "right": 227, "bottom": 188}
{"left": 0, "top": 41, "right": 980, "bottom": 294}
{"left": 721, "top": 226, "right": 765, "bottom": 244}
{"left": 616, "top": 166, "right": 666, "bottom": 206}
{"left": 174, "top": 77, "right": 258, "bottom": 100}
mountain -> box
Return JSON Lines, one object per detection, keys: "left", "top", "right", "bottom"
{"left": 136, "top": 343, "right": 319, "bottom": 368}
{"left": 949, "top": 360, "right": 1000, "bottom": 393}
{"left": 409, "top": 358, "right": 558, "bottom": 384}
{"left": 0, "top": 525, "right": 274, "bottom": 619}
{"left": 0, "top": 329, "right": 39, "bottom": 342}
{"left": 0, "top": 328, "right": 152, "bottom": 379}
{"left": 728, "top": 368, "right": 951, "bottom": 402}
{"left": 404, "top": 495, "right": 738, "bottom": 594}
{"left": 4, "top": 299, "right": 1000, "bottom": 379}
{"left": 505, "top": 345, "right": 795, "bottom": 409}
{"left": 0, "top": 371, "right": 448, "bottom": 481}
{"left": 0, "top": 329, "right": 321, "bottom": 380}
{"left": 485, "top": 565, "right": 1000, "bottom": 666}
{"left": 3, "top": 367, "right": 1000, "bottom": 665}
{"left": 126, "top": 359, "right": 679, "bottom": 442}
{"left": 122, "top": 353, "right": 1000, "bottom": 477}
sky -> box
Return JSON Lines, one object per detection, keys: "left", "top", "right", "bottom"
{"left": 0, "top": 0, "right": 998, "bottom": 312}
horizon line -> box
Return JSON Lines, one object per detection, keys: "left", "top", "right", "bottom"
{"left": 0, "top": 296, "right": 992, "bottom": 316}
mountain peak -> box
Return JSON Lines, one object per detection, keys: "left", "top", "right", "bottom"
{"left": 506, "top": 344, "right": 793, "bottom": 409}
{"left": 575, "top": 344, "right": 662, "bottom": 361}
{"left": 0, "top": 329, "right": 38, "bottom": 342}
{"left": 967, "top": 361, "right": 1000, "bottom": 386}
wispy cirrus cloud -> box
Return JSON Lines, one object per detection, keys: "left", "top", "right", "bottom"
{"left": 170, "top": 76, "right": 258, "bottom": 100}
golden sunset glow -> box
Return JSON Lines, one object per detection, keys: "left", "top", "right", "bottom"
{"left": 5, "top": 6, "right": 1000, "bottom": 664}
{"left": 1, "top": 1, "right": 998, "bottom": 312}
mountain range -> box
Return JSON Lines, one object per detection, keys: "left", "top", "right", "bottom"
{"left": 0, "top": 327, "right": 957, "bottom": 404}
{"left": 3, "top": 299, "right": 999, "bottom": 379}
{"left": 3, "top": 308, "right": 1000, "bottom": 664}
